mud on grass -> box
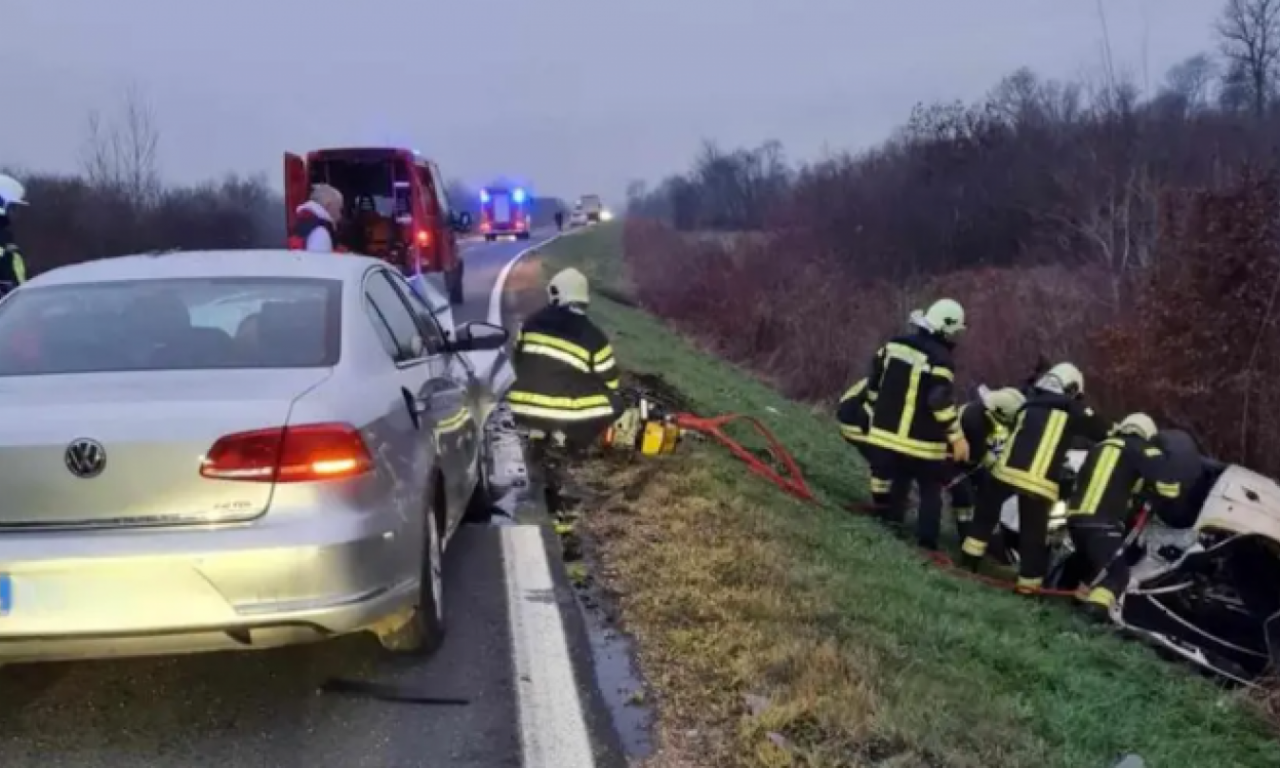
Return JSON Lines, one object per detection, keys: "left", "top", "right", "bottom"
{"left": 538, "top": 225, "right": 1280, "bottom": 768}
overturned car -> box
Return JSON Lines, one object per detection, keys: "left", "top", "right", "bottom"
{"left": 996, "top": 430, "right": 1280, "bottom": 684}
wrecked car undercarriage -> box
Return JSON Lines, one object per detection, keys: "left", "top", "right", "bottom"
{"left": 997, "top": 429, "right": 1280, "bottom": 684}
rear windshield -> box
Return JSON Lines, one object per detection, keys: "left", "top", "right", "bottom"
{"left": 0, "top": 277, "right": 342, "bottom": 375}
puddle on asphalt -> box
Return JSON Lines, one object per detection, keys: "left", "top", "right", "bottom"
{"left": 573, "top": 577, "right": 654, "bottom": 759}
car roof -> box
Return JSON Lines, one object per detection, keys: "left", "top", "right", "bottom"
{"left": 27, "top": 250, "right": 386, "bottom": 287}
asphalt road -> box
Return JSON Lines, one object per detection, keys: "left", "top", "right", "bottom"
{"left": 0, "top": 229, "right": 618, "bottom": 768}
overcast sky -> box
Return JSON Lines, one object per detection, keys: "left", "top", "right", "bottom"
{"left": 3, "top": 1, "right": 1220, "bottom": 205}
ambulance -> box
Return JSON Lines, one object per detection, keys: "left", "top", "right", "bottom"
{"left": 284, "top": 147, "right": 472, "bottom": 304}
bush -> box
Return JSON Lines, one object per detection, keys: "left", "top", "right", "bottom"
{"left": 11, "top": 172, "right": 283, "bottom": 275}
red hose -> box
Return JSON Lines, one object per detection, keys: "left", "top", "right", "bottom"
{"left": 673, "top": 412, "right": 815, "bottom": 502}
{"left": 673, "top": 411, "right": 1110, "bottom": 599}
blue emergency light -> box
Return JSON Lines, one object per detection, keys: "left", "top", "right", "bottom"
{"left": 479, "top": 189, "right": 491, "bottom": 203}
{"left": 512, "top": 187, "right": 527, "bottom": 204}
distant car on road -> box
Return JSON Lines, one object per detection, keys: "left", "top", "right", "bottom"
{"left": 0, "top": 250, "right": 508, "bottom": 664}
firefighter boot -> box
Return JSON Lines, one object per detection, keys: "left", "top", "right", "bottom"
{"left": 1078, "top": 586, "right": 1119, "bottom": 625}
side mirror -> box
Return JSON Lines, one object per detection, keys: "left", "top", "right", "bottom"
{"left": 451, "top": 320, "right": 508, "bottom": 352}
{"left": 453, "top": 211, "right": 473, "bottom": 233}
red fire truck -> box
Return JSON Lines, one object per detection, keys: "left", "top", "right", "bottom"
{"left": 478, "top": 186, "right": 531, "bottom": 241}
{"left": 284, "top": 147, "right": 472, "bottom": 304}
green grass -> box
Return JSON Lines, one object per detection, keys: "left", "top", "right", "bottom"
{"left": 542, "top": 223, "right": 1280, "bottom": 768}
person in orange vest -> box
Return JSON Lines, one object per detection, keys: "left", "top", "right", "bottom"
{"left": 288, "top": 184, "right": 346, "bottom": 252}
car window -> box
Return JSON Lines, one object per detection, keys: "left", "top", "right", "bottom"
{"left": 364, "top": 270, "right": 427, "bottom": 362}
{"left": 424, "top": 162, "right": 450, "bottom": 216}
{"left": 0, "top": 277, "right": 340, "bottom": 375}
{"left": 385, "top": 271, "right": 447, "bottom": 354}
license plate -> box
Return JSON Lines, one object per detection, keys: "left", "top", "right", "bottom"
{"left": 0, "top": 574, "right": 11, "bottom": 616}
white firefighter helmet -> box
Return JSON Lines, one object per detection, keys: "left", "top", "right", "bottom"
{"left": 911, "top": 298, "right": 966, "bottom": 338}
{"left": 548, "top": 267, "right": 590, "bottom": 307}
{"left": 0, "top": 174, "right": 28, "bottom": 215}
{"left": 1117, "top": 413, "right": 1158, "bottom": 441}
{"left": 1036, "top": 362, "right": 1084, "bottom": 397}
{"left": 979, "top": 385, "right": 1026, "bottom": 425}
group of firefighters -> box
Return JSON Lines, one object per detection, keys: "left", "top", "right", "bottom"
{"left": 836, "top": 298, "right": 1183, "bottom": 619}
{"left": 1, "top": 173, "right": 1185, "bottom": 620}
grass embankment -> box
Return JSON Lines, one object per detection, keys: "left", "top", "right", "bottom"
{"left": 540, "top": 224, "right": 1280, "bottom": 768}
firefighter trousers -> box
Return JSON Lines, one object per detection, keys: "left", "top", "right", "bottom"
{"left": 1067, "top": 517, "right": 1128, "bottom": 609}
{"left": 946, "top": 463, "right": 987, "bottom": 538}
{"left": 869, "top": 450, "right": 948, "bottom": 549}
{"left": 515, "top": 405, "right": 623, "bottom": 454}
{"left": 848, "top": 441, "right": 890, "bottom": 511}
{"left": 962, "top": 478, "right": 1052, "bottom": 593}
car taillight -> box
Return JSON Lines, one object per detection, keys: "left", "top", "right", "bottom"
{"left": 200, "top": 423, "right": 374, "bottom": 483}
{"left": 416, "top": 230, "right": 430, "bottom": 247}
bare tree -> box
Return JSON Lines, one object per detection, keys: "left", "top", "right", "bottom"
{"left": 1161, "top": 53, "right": 1219, "bottom": 110}
{"left": 81, "top": 85, "right": 161, "bottom": 206}
{"left": 1216, "top": 0, "right": 1280, "bottom": 117}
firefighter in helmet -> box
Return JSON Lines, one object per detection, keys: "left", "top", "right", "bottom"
{"left": 288, "top": 184, "right": 345, "bottom": 252}
{"left": 0, "top": 173, "right": 30, "bottom": 290}
{"left": 862, "top": 298, "right": 970, "bottom": 550}
{"left": 948, "top": 385, "right": 1026, "bottom": 540}
{"left": 959, "top": 362, "right": 1112, "bottom": 595}
{"left": 1066, "top": 413, "right": 1181, "bottom": 620}
{"left": 508, "top": 268, "right": 624, "bottom": 451}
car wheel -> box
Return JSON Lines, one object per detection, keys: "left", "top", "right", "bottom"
{"left": 377, "top": 500, "right": 445, "bottom": 655}
{"left": 447, "top": 261, "right": 465, "bottom": 306}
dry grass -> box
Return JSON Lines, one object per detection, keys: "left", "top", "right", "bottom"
{"left": 578, "top": 456, "right": 943, "bottom": 767}
{"left": 544, "top": 224, "right": 1280, "bottom": 768}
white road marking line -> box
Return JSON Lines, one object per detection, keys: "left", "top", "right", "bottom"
{"left": 489, "top": 232, "right": 594, "bottom": 768}
{"left": 502, "top": 525, "right": 596, "bottom": 768}
{"left": 487, "top": 232, "right": 565, "bottom": 326}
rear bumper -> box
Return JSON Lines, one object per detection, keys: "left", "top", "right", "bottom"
{"left": 0, "top": 508, "right": 416, "bottom": 662}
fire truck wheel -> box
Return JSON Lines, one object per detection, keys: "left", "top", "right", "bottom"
{"left": 484, "top": 235, "right": 496, "bottom": 242}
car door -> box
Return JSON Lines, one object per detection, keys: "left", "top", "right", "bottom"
{"left": 382, "top": 269, "right": 478, "bottom": 535}
{"left": 362, "top": 268, "right": 449, "bottom": 530}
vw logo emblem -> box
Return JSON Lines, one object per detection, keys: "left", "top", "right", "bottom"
{"left": 64, "top": 438, "right": 107, "bottom": 479}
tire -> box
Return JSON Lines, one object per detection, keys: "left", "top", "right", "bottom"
{"left": 517, "top": 231, "right": 530, "bottom": 241}
{"left": 485, "top": 234, "right": 495, "bottom": 242}
{"left": 377, "top": 498, "right": 445, "bottom": 655}
{"left": 447, "top": 261, "right": 465, "bottom": 306}
{"left": 464, "top": 420, "right": 498, "bottom": 523}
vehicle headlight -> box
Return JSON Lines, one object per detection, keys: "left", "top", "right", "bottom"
{"left": 601, "top": 210, "right": 614, "bottom": 221}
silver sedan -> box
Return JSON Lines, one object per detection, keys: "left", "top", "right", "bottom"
{"left": 0, "top": 250, "right": 508, "bottom": 663}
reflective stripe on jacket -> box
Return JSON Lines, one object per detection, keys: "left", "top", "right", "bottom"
{"left": 509, "top": 304, "right": 619, "bottom": 423}
{"left": 862, "top": 331, "right": 960, "bottom": 461}
{"left": 1067, "top": 433, "right": 1181, "bottom": 519}
{"left": 992, "top": 391, "right": 1111, "bottom": 501}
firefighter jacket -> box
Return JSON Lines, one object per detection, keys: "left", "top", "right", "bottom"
{"left": 958, "top": 400, "right": 1009, "bottom": 469}
{"left": 863, "top": 330, "right": 961, "bottom": 461}
{"left": 0, "top": 219, "right": 26, "bottom": 286}
{"left": 1066, "top": 433, "right": 1181, "bottom": 521}
{"left": 508, "top": 304, "right": 620, "bottom": 423}
{"left": 991, "top": 391, "right": 1111, "bottom": 501}
{"left": 836, "top": 377, "right": 871, "bottom": 444}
